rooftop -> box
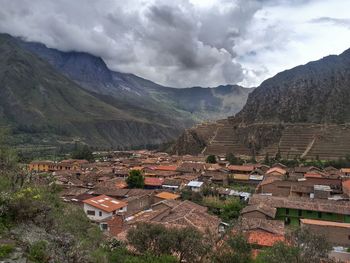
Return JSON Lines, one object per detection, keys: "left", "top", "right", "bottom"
{"left": 300, "top": 218, "right": 350, "bottom": 228}
{"left": 155, "top": 192, "right": 180, "bottom": 200}
{"left": 187, "top": 181, "right": 204, "bottom": 187}
{"left": 227, "top": 165, "right": 255, "bottom": 172}
{"left": 83, "top": 195, "right": 127, "bottom": 212}
{"left": 144, "top": 177, "right": 164, "bottom": 186}
{"left": 249, "top": 194, "right": 350, "bottom": 215}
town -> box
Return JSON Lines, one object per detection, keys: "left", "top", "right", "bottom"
{"left": 28, "top": 150, "right": 350, "bottom": 262}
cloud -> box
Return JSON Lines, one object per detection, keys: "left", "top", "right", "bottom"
{"left": 309, "top": 17, "right": 350, "bottom": 28}
{"left": 0, "top": 0, "right": 350, "bottom": 88}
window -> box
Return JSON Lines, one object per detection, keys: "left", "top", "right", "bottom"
{"left": 100, "top": 223, "right": 108, "bottom": 230}
{"left": 307, "top": 210, "right": 313, "bottom": 214}
{"left": 348, "top": 235, "right": 350, "bottom": 240}
{"left": 87, "top": 210, "right": 95, "bottom": 216}
{"left": 298, "top": 210, "right": 302, "bottom": 217}
{"left": 99, "top": 211, "right": 102, "bottom": 217}
{"left": 286, "top": 208, "right": 289, "bottom": 215}
{"left": 285, "top": 217, "right": 291, "bottom": 225}
{"left": 318, "top": 212, "right": 322, "bottom": 218}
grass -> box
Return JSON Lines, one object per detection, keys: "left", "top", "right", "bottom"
{"left": 0, "top": 244, "right": 14, "bottom": 259}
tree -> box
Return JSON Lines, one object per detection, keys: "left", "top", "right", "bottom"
{"left": 206, "top": 155, "right": 217, "bottom": 164}
{"left": 256, "top": 227, "right": 333, "bottom": 263}
{"left": 275, "top": 148, "right": 282, "bottom": 161}
{"left": 255, "top": 242, "right": 299, "bottom": 263}
{"left": 0, "top": 129, "right": 22, "bottom": 190}
{"left": 214, "top": 234, "right": 252, "bottom": 263}
{"left": 71, "top": 144, "right": 94, "bottom": 161}
{"left": 171, "top": 227, "right": 209, "bottom": 262}
{"left": 127, "top": 223, "right": 210, "bottom": 262}
{"left": 127, "top": 223, "right": 173, "bottom": 256}
{"left": 202, "top": 196, "right": 243, "bottom": 222}
{"left": 221, "top": 198, "right": 244, "bottom": 222}
{"left": 226, "top": 153, "right": 244, "bottom": 165}
{"left": 126, "top": 170, "right": 144, "bottom": 188}
{"left": 263, "top": 153, "right": 270, "bottom": 165}
{"left": 292, "top": 227, "right": 332, "bottom": 263}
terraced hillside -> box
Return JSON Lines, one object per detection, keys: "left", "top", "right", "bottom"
{"left": 174, "top": 120, "right": 350, "bottom": 160}
{"left": 173, "top": 47, "right": 350, "bottom": 160}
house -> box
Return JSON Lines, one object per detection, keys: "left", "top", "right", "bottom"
{"left": 209, "top": 172, "right": 229, "bottom": 185}
{"left": 343, "top": 179, "right": 350, "bottom": 197}
{"left": 162, "top": 178, "right": 183, "bottom": 191}
{"left": 176, "top": 162, "right": 205, "bottom": 173}
{"left": 154, "top": 192, "right": 180, "bottom": 203}
{"left": 56, "top": 159, "right": 89, "bottom": 171}
{"left": 233, "top": 217, "right": 286, "bottom": 255}
{"left": 241, "top": 204, "right": 277, "bottom": 220}
{"left": 125, "top": 192, "right": 154, "bottom": 216}
{"left": 83, "top": 195, "right": 127, "bottom": 221}
{"left": 300, "top": 218, "right": 350, "bottom": 247}
{"left": 227, "top": 165, "right": 255, "bottom": 174}
{"left": 153, "top": 165, "right": 178, "bottom": 172}
{"left": 100, "top": 215, "right": 124, "bottom": 237}
{"left": 249, "top": 194, "right": 350, "bottom": 226}
{"left": 144, "top": 177, "right": 164, "bottom": 189}
{"left": 341, "top": 168, "right": 350, "bottom": 177}
{"left": 144, "top": 169, "right": 180, "bottom": 178}
{"left": 265, "top": 167, "right": 287, "bottom": 177}
{"left": 125, "top": 200, "right": 221, "bottom": 236}
{"left": 28, "top": 161, "right": 55, "bottom": 172}
{"left": 232, "top": 174, "right": 251, "bottom": 183}
{"left": 187, "top": 181, "right": 204, "bottom": 192}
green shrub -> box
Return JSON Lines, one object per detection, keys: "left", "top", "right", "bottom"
{"left": 0, "top": 244, "right": 14, "bottom": 259}
{"left": 28, "top": 241, "right": 49, "bottom": 263}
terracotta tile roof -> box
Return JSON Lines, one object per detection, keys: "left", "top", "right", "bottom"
{"left": 300, "top": 218, "right": 350, "bottom": 228}
{"left": 238, "top": 217, "right": 285, "bottom": 236}
{"left": 246, "top": 230, "right": 285, "bottom": 247}
{"left": 83, "top": 195, "right": 127, "bottom": 212}
{"left": 259, "top": 176, "right": 282, "bottom": 186}
{"left": 228, "top": 165, "right": 255, "bottom": 172}
{"left": 162, "top": 178, "right": 182, "bottom": 187}
{"left": 155, "top": 192, "right": 180, "bottom": 200}
{"left": 343, "top": 179, "right": 350, "bottom": 191}
{"left": 156, "top": 200, "right": 220, "bottom": 233}
{"left": 266, "top": 167, "right": 287, "bottom": 175}
{"left": 153, "top": 165, "right": 178, "bottom": 171}
{"left": 144, "top": 170, "right": 180, "bottom": 177}
{"left": 176, "top": 162, "right": 205, "bottom": 172}
{"left": 144, "top": 177, "right": 164, "bottom": 186}
{"left": 249, "top": 194, "right": 350, "bottom": 215}
{"left": 130, "top": 166, "right": 144, "bottom": 171}
{"left": 241, "top": 204, "right": 277, "bottom": 218}
{"left": 304, "top": 172, "right": 323, "bottom": 178}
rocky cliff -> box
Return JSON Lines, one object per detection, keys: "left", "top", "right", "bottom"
{"left": 173, "top": 48, "right": 350, "bottom": 160}
{"left": 236, "top": 48, "right": 350, "bottom": 124}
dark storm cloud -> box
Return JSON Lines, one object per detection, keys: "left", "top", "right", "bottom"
{"left": 0, "top": 0, "right": 264, "bottom": 87}
{"left": 1, "top": 0, "right": 348, "bottom": 88}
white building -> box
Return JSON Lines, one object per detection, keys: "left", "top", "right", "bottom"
{"left": 187, "top": 181, "right": 204, "bottom": 192}
{"left": 83, "top": 194, "right": 127, "bottom": 221}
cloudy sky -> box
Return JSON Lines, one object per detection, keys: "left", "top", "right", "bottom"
{"left": 1, "top": 0, "right": 350, "bottom": 88}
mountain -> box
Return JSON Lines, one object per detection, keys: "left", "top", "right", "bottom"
{"left": 18, "top": 39, "right": 253, "bottom": 122}
{"left": 0, "top": 33, "right": 253, "bottom": 152}
{"left": 0, "top": 34, "right": 182, "bottom": 150}
{"left": 236, "top": 49, "right": 350, "bottom": 124}
{"left": 172, "top": 48, "right": 350, "bottom": 160}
